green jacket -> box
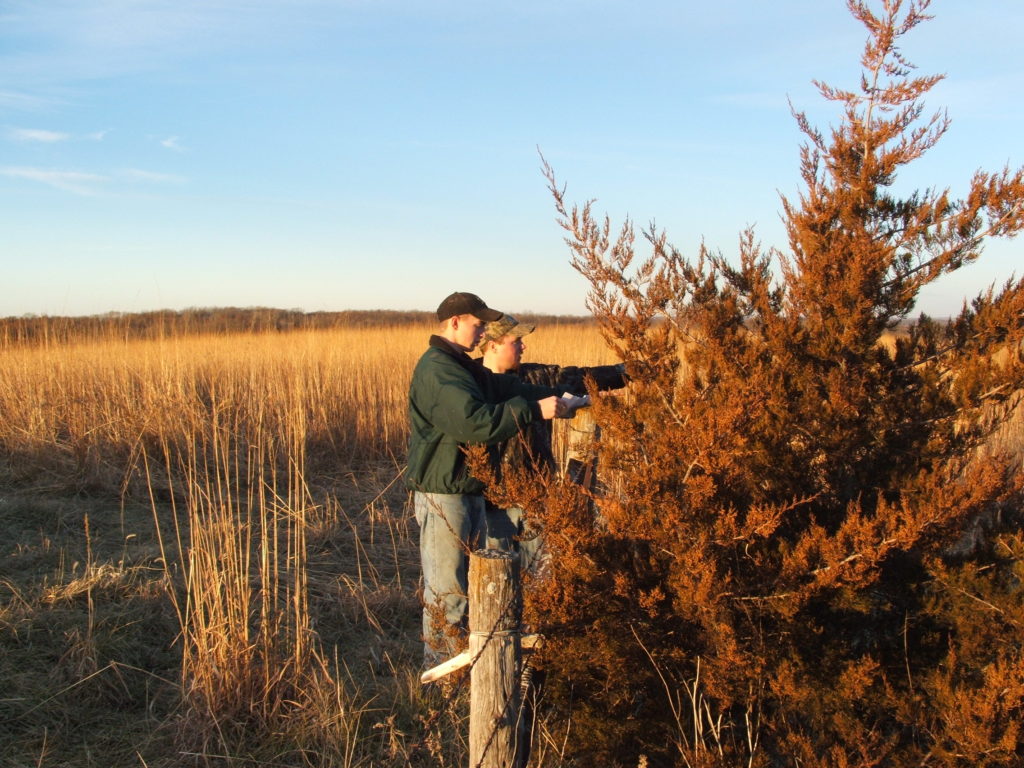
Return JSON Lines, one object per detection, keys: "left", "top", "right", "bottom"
{"left": 406, "top": 336, "right": 559, "bottom": 494}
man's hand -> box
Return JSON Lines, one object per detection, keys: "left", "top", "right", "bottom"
{"left": 538, "top": 395, "right": 568, "bottom": 420}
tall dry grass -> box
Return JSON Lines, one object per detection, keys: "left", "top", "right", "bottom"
{"left": 0, "top": 322, "right": 614, "bottom": 481}
{"left": 0, "top": 319, "right": 615, "bottom": 766}
{"left": 2, "top": 318, "right": 1020, "bottom": 765}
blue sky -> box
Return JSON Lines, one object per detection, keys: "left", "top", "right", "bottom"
{"left": 1, "top": 0, "right": 1021, "bottom": 318}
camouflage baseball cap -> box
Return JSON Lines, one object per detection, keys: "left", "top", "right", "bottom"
{"left": 478, "top": 314, "right": 535, "bottom": 351}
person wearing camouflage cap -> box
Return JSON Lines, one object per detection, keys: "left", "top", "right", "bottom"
{"left": 478, "top": 314, "right": 628, "bottom": 574}
{"left": 407, "top": 293, "right": 566, "bottom": 666}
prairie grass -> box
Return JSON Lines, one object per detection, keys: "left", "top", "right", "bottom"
{"left": 0, "top": 319, "right": 614, "bottom": 766}
{"left": 0, "top": 322, "right": 613, "bottom": 478}
{"left": 0, "top": 319, "right": 1020, "bottom": 764}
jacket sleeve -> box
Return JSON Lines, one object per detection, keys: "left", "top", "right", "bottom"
{"left": 489, "top": 370, "right": 561, "bottom": 402}
{"left": 521, "top": 362, "right": 627, "bottom": 395}
{"left": 426, "top": 360, "right": 541, "bottom": 445}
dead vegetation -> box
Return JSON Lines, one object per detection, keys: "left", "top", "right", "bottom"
{"left": 3, "top": 2, "right": 1023, "bottom": 766}
{"left": 506, "top": 1, "right": 1024, "bottom": 765}
{"left": 0, "top": 321, "right": 614, "bottom": 766}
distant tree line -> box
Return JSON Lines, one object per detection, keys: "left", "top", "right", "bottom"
{"left": 0, "top": 307, "right": 592, "bottom": 347}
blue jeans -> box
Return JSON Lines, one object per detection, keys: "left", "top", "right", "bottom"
{"left": 485, "top": 506, "right": 545, "bottom": 577}
{"left": 415, "top": 491, "right": 487, "bottom": 665}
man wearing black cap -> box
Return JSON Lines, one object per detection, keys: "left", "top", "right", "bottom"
{"left": 408, "top": 291, "right": 565, "bottom": 664}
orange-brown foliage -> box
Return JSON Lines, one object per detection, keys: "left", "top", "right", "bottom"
{"left": 503, "top": 1, "right": 1024, "bottom": 765}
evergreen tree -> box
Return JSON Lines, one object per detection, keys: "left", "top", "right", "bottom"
{"left": 496, "top": 2, "right": 1024, "bottom": 764}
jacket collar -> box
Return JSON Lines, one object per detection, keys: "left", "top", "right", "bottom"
{"left": 429, "top": 334, "right": 465, "bottom": 357}
{"left": 429, "top": 334, "right": 488, "bottom": 385}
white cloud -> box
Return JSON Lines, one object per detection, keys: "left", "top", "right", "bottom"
{"left": 118, "top": 168, "right": 185, "bottom": 184}
{"left": 0, "top": 89, "right": 58, "bottom": 110}
{"left": 7, "top": 126, "right": 112, "bottom": 143}
{"left": 0, "top": 1, "right": 345, "bottom": 86}
{"left": 1, "top": 166, "right": 108, "bottom": 195}
{"left": 0, "top": 164, "right": 186, "bottom": 196}
{"left": 160, "top": 135, "right": 185, "bottom": 152}
{"left": 9, "top": 127, "right": 71, "bottom": 142}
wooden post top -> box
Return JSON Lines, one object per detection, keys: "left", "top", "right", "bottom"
{"left": 471, "top": 549, "right": 517, "bottom": 560}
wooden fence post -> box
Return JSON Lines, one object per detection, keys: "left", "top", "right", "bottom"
{"left": 468, "top": 548, "right": 522, "bottom": 768}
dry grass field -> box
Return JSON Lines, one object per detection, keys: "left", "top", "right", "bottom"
{"left": 2, "top": 319, "right": 1020, "bottom": 766}
{"left": 0, "top": 320, "right": 616, "bottom": 767}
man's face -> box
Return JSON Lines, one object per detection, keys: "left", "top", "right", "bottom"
{"left": 492, "top": 334, "right": 525, "bottom": 372}
{"left": 453, "top": 314, "right": 486, "bottom": 351}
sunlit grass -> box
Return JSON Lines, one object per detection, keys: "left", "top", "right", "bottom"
{"left": 0, "top": 320, "right": 614, "bottom": 766}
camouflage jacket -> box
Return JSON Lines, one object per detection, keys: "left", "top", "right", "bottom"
{"left": 496, "top": 362, "right": 626, "bottom": 478}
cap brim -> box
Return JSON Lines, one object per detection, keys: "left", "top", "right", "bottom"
{"left": 475, "top": 307, "right": 503, "bottom": 322}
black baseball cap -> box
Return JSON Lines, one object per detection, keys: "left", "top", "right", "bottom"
{"left": 436, "top": 292, "right": 503, "bottom": 322}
